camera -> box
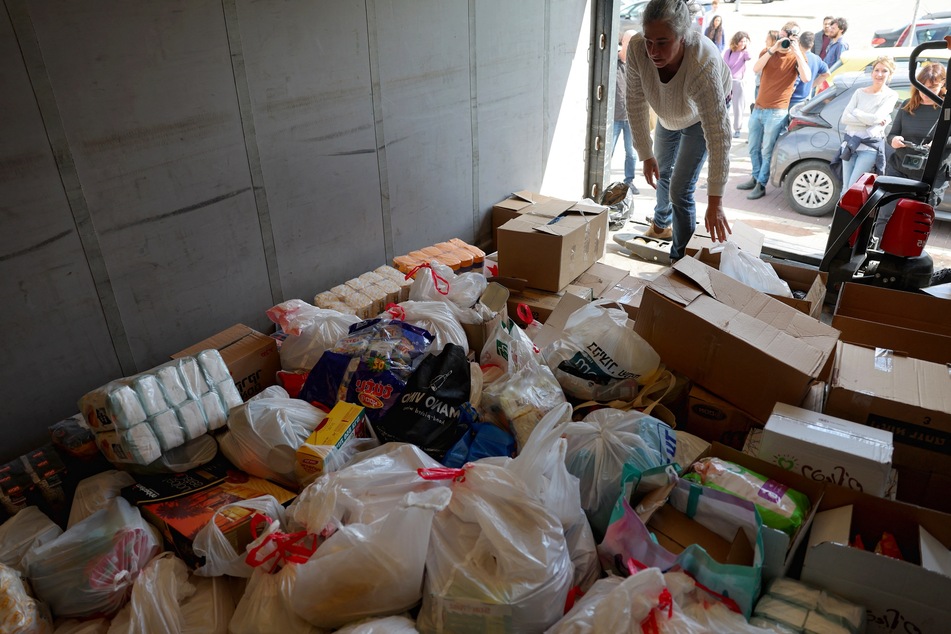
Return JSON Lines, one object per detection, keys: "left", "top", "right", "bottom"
{"left": 779, "top": 27, "right": 800, "bottom": 49}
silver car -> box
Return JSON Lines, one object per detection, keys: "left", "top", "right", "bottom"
{"left": 769, "top": 73, "right": 951, "bottom": 220}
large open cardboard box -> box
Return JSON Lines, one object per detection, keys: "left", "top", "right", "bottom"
{"left": 801, "top": 485, "right": 951, "bottom": 634}
{"left": 496, "top": 201, "right": 607, "bottom": 292}
{"left": 832, "top": 283, "right": 951, "bottom": 365}
{"left": 824, "top": 341, "right": 951, "bottom": 512}
{"left": 633, "top": 258, "right": 839, "bottom": 422}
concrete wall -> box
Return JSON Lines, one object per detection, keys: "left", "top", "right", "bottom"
{"left": 0, "top": 0, "right": 593, "bottom": 459}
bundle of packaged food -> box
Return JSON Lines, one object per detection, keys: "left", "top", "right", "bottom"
{"left": 392, "top": 238, "right": 485, "bottom": 275}
{"left": 78, "top": 349, "right": 242, "bottom": 466}
{"left": 750, "top": 577, "right": 865, "bottom": 634}
{"left": 312, "top": 266, "right": 413, "bottom": 319}
{"left": 0, "top": 562, "right": 53, "bottom": 634}
{"left": 683, "top": 457, "right": 810, "bottom": 536}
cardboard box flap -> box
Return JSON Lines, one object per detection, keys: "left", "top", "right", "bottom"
{"left": 532, "top": 220, "right": 583, "bottom": 236}
{"left": 569, "top": 201, "right": 609, "bottom": 216}
{"left": 571, "top": 262, "right": 629, "bottom": 299}
{"left": 512, "top": 190, "right": 538, "bottom": 203}
{"left": 920, "top": 526, "right": 951, "bottom": 576}
{"left": 648, "top": 503, "right": 755, "bottom": 566}
{"left": 523, "top": 198, "right": 576, "bottom": 219}
{"left": 480, "top": 282, "right": 510, "bottom": 313}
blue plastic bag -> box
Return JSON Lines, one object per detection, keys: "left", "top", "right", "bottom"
{"left": 443, "top": 416, "right": 515, "bottom": 468}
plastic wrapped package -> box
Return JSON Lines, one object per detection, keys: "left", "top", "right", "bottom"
{"left": 416, "top": 462, "right": 573, "bottom": 634}
{"left": 219, "top": 396, "right": 326, "bottom": 487}
{"left": 290, "top": 487, "right": 451, "bottom": 629}
{"left": 749, "top": 617, "right": 800, "bottom": 634}
{"left": 266, "top": 299, "right": 361, "bottom": 373}
{"left": 817, "top": 591, "right": 864, "bottom": 633}
{"left": 230, "top": 566, "right": 324, "bottom": 634}
{"left": 684, "top": 458, "right": 810, "bottom": 536}
{"left": 768, "top": 577, "right": 821, "bottom": 610}
{"left": 67, "top": 470, "right": 136, "bottom": 528}
{"left": 106, "top": 553, "right": 195, "bottom": 634}
{"left": 542, "top": 302, "right": 662, "bottom": 403}
{"left": 181, "top": 575, "right": 239, "bottom": 634}
{"left": 48, "top": 415, "right": 98, "bottom": 460}
{"left": 0, "top": 563, "right": 53, "bottom": 634}
{"left": 23, "top": 498, "right": 162, "bottom": 619}
{"left": 334, "top": 615, "right": 418, "bottom": 633}
{"left": 478, "top": 318, "right": 566, "bottom": 451}
{"left": 381, "top": 301, "right": 468, "bottom": 354}
{"left": 119, "top": 434, "right": 218, "bottom": 477}
{"left": 564, "top": 408, "right": 678, "bottom": 541}
{"left": 754, "top": 596, "right": 810, "bottom": 631}
{"left": 804, "top": 611, "right": 852, "bottom": 634}
{"left": 0, "top": 507, "right": 62, "bottom": 573}
{"left": 192, "top": 495, "right": 288, "bottom": 578}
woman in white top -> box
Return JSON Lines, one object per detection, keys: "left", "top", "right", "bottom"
{"left": 838, "top": 56, "right": 900, "bottom": 189}
{"left": 628, "top": 0, "right": 733, "bottom": 261}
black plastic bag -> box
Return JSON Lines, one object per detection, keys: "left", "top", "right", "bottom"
{"left": 600, "top": 181, "right": 634, "bottom": 230}
{"left": 372, "top": 343, "right": 471, "bottom": 461}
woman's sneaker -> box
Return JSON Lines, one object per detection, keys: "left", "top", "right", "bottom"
{"left": 642, "top": 221, "right": 673, "bottom": 240}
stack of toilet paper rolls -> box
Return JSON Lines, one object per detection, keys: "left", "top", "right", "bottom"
{"left": 79, "top": 349, "right": 243, "bottom": 465}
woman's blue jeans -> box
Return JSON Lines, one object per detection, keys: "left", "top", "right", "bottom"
{"left": 841, "top": 150, "right": 878, "bottom": 189}
{"left": 651, "top": 120, "right": 708, "bottom": 261}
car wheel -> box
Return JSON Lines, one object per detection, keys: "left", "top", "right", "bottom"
{"left": 784, "top": 160, "right": 840, "bottom": 217}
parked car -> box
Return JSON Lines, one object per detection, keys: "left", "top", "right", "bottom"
{"left": 619, "top": 0, "right": 650, "bottom": 34}
{"left": 769, "top": 73, "right": 951, "bottom": 220}
{"left": 872, "top": 12, "right": 951, "bottom": 47}
{"left": 895, "top": 17, "right": 951, "bottom": 47}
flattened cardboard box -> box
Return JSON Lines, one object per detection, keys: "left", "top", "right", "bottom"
{"left": 172, "top": 324, "right": 279, "bottom": 401}
{"left": 832, "top": 282, "right": 951, "bottom": 365}
{"left": 633, "top": 258, "right": 839, "bottom": 422}
{"left": 497, "top": 202, "right": 608, "bottom": 292}
{"left": 694, "top": 248, "right": 828, "bottom": 320}
{"left": 801, "top": 484, "right": 951, "bottom": 634}
{"left": 824, "top": 341, "right": 951, "bottom": 507}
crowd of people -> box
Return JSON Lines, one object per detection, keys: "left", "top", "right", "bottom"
{"left": 609, "top": 0, "right": 949, "bottom": 262}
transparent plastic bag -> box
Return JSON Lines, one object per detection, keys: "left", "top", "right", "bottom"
{"left": 408, "top": 261, "right": 486, "bottom": 323}
{"left": 181, "top": 575, "right": 238, "bottom": 634}
{"left": 192, "top": 495, "right": 288, "bottom": 578}
{"left": 23, "top": 498, "right": 162, "bottom": 619}
{"left": 290, "top": 487, "right": 451, "bottom": 629}
{"left": 718, "top": 242, "right": 793, "bottom": 297}
{"left": 230, "top": 566, "right": 324, "bottom": 634}
{"left": 266, "top": 299, "right": 360, "bottom": 372}
{"left": 220, "top": 397, "right": 327, "bottom": 487}
{"left": 67, "top": 470, "right": 136, "bottom": 528}
{"left": 106, "top": 553, "right": 195, "bottom": 634}
{"left": 334, "top": 615, "right": 418, "bottom": 633}
{"left": 53, "top": 620, "right": 109, "bottom": 634}
{"left": 381, "top": 301, "right": 467, "bottom": 354}
{"left": 0, "top": 562, "right": 53, "bottom": 634}
{"left": 416, "top": 462, "right": 573, "bottom": 634}
{"left": 0, "top": 507, "right": 63, "bottom": 573}
{"left": 543, "top": 302, "right": 661, "bottom": 402}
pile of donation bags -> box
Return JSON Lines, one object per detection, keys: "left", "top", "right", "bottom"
{"left": 0, "top": 261, "right": 866, "bottom": 633}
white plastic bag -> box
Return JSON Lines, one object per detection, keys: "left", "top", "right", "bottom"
{"left": 408, "top": 261, "right": 486, "bottom": 323}
{"left": 718, "top": 241, "right": 793, "bottom": 297}
{"left": 290, "top": 487, "right": 451, "bottom": 629}
{"left": 219, "top": 396, "right": 327, "bottom": 487}
{"left": 266, "top": 299, "right": 361, "bottom": 372}
{"left": 181, "top": 575, "right": 238, "bottom": 634}
{"left": 106, "top": 553, "right": 195, "bottom": 634}
{"left": 0, "top": 507, "right": 62, "bottom": 573}
{"left": 67, "top": 470, "right": 136, "bottom": 528}
{"left": 543, "top": 302, "right": 661, "bottom": 402}
{"left": 192, "top": 495, "right": 288, "bottom": 578}
{"left": 230, "top": 566, "right": 324, "bottom": 634}
{"left": 416, "top": 462, "right": 573, "bottom": 634}
{"left": 334, "top": 615, "right": 418, "bottom": 633}
{"left": 23, "top": 497, "right": 162, "bottom": 619}
{"left": 381, "top": 301, "right": 468, "bottom": 354}
{"left": 545, "top": 575, "right": 624, "bottom": 634}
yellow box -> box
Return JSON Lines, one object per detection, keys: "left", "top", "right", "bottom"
{"left": 295, "top": 402, "right": 366, "bottom": 484}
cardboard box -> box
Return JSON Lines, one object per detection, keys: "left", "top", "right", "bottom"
{"left": 694, "top": 443, "right": 825, "bottom": 583}
{"left": 491, "top": 191, "right": 558, "bottom": 246}
{"left": 570, "top": 262, "right": 629, "bottom": 300}
{"left": 172, "top": 324, "right": 279, "bottom": 401}
{"left": 685, "top": 385, "right": 764, "bottom": 450}
{"left": 633, "top": 258, "right": 840, "bottom": 422}
{"left": 694, "top": 248, "right": 828, "bottom": 320}
{"left": 801, "top": 486, "right": 951, "bottom": 634}
{"left": 832, "top": 283, "right": 951, "bottom": 365}
{"left": 123, "top": 457, "right": 296, "bottom": 568}
{"left": 647, "top": 502, "right": 754, "bottom": 566}
{"left": 600, "top": 274, "right": 649, "bottom": 321}
{"left": 497, "top": 201, "right": 608, "bottom": 292}
{"left": 461, "top": 282, "right": 509, "bottom": 355}
{"left": 760, "top": 402, "right": 893, "bottom": 497}
{"left": 295, "top": 402, "right": 367, "bottom": 484}
{"left": 507, "top": 284, "right": 592, "bottom": 325}
{"left": 824, "top": 341, "right": 951, "bottom": 509}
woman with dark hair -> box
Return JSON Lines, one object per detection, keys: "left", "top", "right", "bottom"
{"left": 875, "top": 63, "right": 949, "bottom": 238}
{"left": 723, "top": 31, "right": 751, "bottom": 138}
{"left": 627, "top": 0, "right": 733, "bottom": 261}
{"left": 704, "top": 15, "right": 726, "bottom": 52}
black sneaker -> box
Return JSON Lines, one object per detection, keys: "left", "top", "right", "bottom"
{"left": 736, "top": 178, "right": 757, "bottom": 190}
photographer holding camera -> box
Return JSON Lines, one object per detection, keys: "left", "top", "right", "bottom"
{"left": 737, "top": 22, "right": 811, "bottom": 200}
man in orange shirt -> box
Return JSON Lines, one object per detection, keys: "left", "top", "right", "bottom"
{"left": 737, "top": 22, "right": 811, "bottom": 199}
